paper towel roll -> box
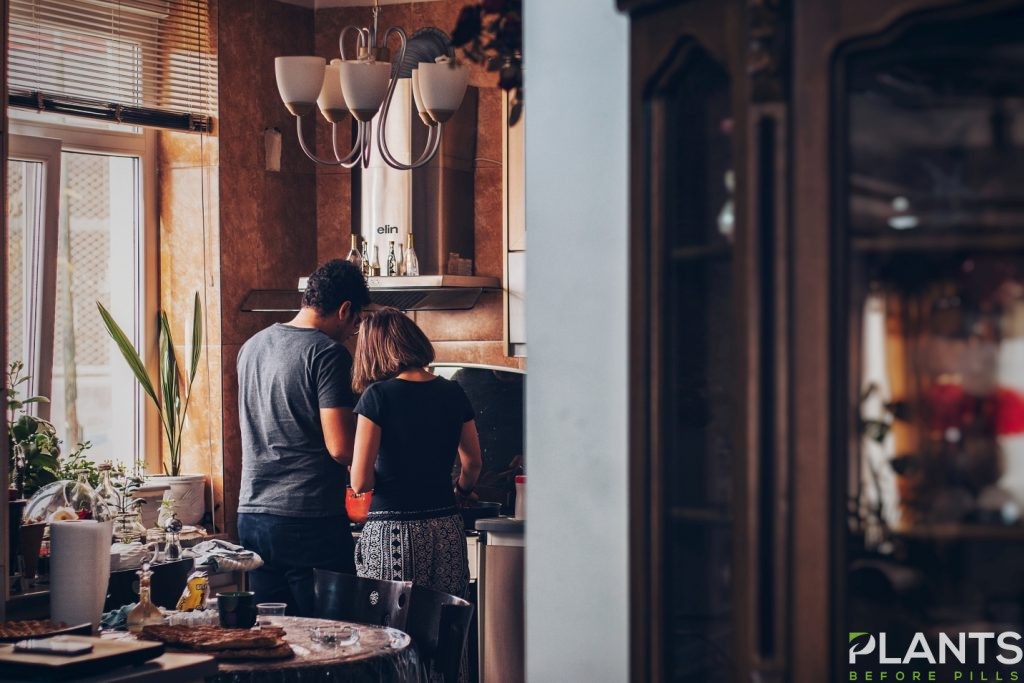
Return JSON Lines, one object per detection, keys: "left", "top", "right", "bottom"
{"left": 50, "top": 519, "right": 113, "bottom": 632}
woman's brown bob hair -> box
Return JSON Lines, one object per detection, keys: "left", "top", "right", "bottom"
{"left": 352, "top": 308, "right": 435, "bottom": 392}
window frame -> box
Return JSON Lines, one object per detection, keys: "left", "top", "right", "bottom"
{"left": 7, "top": 134, "right": 61, "bottom": 416}
{"left": 8, "top": 118, "right": 158, "bottom": 472}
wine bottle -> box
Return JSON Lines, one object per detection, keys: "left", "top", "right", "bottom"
{"left": 404, "top": 233, "right": 420, "bottom": 277}
{"left": 346, "top": 234, "right": 363, "bottom": 269}
{"left": 360, "top": 238, "right": 370, "bottom": 277}
{"left": 386, "top": 240, "right": 397, "bottom": 276}
{"left": 396, "top": 242, "right": 405, "bottom": 276}
{"left": 370, "top": 245, "right": 381, "bottom": 276}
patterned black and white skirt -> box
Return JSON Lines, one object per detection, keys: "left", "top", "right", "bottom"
{"left": 355, "top": 508, "right": 469, "bottom": 598}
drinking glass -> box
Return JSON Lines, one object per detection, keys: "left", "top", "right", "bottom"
{"left": 256, "top": 602, "right": 287, "bottom": 627}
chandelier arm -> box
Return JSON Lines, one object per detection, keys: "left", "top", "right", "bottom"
{"left": 378, "top": 113, "right": 442, "bottom": 170}
{"left": 338, "top": 25, "right": 368, "bottom": 61}
{"left": 332, "top": 120, "right": 364, "bottom": 167}
{"left": 361, "top": 121, "right": 373, "bottom": 168}
{"left": 372, "top": 27, "right": 421, "bottom": 170}
{"left": 296, "top": 114, "right": 346, "bottom": 166}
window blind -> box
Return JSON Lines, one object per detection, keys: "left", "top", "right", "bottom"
{"left": 9, "top": 0, "right": 216, "bottom": 132}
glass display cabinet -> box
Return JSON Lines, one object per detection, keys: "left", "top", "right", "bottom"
{"left": 624, "top": 0, "right": 1024, "bottom": 681}
{"left": 834, "top": 3, "right": 1024, "bottom": 678}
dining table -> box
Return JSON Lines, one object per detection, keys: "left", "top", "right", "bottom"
{"left": 104, "top": 616, "right": 421, "bottom": 683}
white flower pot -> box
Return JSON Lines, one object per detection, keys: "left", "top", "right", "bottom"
{"left": 130, "top": 482, "right": 171, "bottom": 529}
{"left": 146, "top": 474, "right": 207, "bottom": 526}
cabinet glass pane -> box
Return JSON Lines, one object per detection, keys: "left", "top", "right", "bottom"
{"left": 656, "top": 47, "right": 735, "bottom": 683}
{"left": 842, "top": 7, "right": 1024, "bottom": 677}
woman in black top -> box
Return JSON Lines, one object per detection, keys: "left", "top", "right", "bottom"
{"left": 350, "top": 308, "right": 482, "bottom": 597}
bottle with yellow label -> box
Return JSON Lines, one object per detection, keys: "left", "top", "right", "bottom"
{"left": 176, "top": 570, "right": 210, "bottom": 611}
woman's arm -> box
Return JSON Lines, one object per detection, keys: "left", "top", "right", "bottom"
{"left": 455, "top": 420, "right": 483, "bottom": 497}
{"left": 350, "top": 415, "right": 382, "bottom": 494}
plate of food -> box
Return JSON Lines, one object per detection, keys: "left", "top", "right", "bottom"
{"left": 0, "top": 620, "right": 93, "bottom": 643}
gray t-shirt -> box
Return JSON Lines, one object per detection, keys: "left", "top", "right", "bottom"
{"left": 237, "top": 323, "right": 356, "bottom": 517}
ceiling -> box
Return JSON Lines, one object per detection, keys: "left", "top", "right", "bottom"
{"left": 275, "top": 0, "right": 443, "bottom": 8}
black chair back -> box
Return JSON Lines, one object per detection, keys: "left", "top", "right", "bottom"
{"left": 105, "top": 558, "right": 195, "bottom": 611}
{"left": 313, "top": 569, "right": 412, "bottom": 630}
{"left": 406, "top": 584, "right": 475, "bottom": 683}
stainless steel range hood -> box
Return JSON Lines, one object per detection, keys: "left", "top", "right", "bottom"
{"left": 241, "top": 274, "right": 501, "bottom": 313}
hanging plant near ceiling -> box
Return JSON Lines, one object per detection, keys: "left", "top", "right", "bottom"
{"left": 451, "top": 0, "right": 523, "bottom": 126}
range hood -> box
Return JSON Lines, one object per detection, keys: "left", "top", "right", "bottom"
{"left": 241, "top": 275, "right": 501, "bottom": 313}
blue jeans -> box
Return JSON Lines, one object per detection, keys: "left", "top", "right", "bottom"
{"left": 237, "top": 513, "right": 355, "bottom": 617}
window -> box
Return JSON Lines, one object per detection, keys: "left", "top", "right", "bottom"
{"left": 8, "top": 123, "right": 153, "bottom": 470}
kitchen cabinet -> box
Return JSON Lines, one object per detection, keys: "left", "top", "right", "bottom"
{"left": 621, "top": 0, "right": 1024, "bottom": 681}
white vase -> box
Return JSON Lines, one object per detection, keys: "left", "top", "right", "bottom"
{"left": 130, "top": 482, "right": 171, "bottom": 529}
{"left": 146, "top": 474, "right": 207, "bottom": 526}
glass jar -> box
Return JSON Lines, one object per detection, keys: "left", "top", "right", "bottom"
{"left": 113, "top": 511, "right": 147, "bottom": 544}
{"left": 95, "top": 464, "right": 120, "bottom": 514}
{"left": 157, "top": 499, "right": 176, "bottom": 529}
{"left": 64, "top": 470, "right": 110, "bottom": 521}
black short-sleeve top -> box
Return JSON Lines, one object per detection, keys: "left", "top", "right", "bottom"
{"left": 354, "top": 376, "right": 475, "bottom": 517}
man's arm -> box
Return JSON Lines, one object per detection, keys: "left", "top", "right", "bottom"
{"left": 321, "top": 406, "right": 356, "bottom": 465}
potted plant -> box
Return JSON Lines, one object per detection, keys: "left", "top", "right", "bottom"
{"left": 97, "top": 293, "right": 207, "bottom": 525}
{"left": 7, "top": 361, "right": 60, "bottom": 499}
{"left": 6, "top": 361, "right": 94, "bottom": 582}
{"left": 451, "top": 0, "right": 523, "bottom": 125}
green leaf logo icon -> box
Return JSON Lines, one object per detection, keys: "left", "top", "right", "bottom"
{"left": 849, "top": 632, "right": 869, "bottom": 643}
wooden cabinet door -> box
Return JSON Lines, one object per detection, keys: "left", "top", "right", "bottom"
{"left": 621, "top": 1, "right": 791, "bottom": 681}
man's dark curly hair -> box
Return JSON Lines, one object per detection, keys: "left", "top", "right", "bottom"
{"left": 302, "top": 259, "right": 370, "bottom": 315}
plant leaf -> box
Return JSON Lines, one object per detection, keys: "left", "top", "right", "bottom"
{"left": 189, "top": 292, "right": 203, "bottom": 383}
{"left": 97, "top": 302, "right": 159, "bottom": 405}
{"left": 158, "top": 312, "right": 182, "bottom": 476}
{"left": 21, "top": 396, "right": 50, "bottom": 405}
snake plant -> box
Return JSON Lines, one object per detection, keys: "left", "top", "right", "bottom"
{"left": 97, "top": 293, "right": 202, "bottom": 476}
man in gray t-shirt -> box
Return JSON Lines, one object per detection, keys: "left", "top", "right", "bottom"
{"left": 236, "top": 259, "right": 370, "bottom": 616}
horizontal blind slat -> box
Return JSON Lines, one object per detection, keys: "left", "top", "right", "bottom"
{"left": 8, "top": 0, "right": 216, "bottom": 130}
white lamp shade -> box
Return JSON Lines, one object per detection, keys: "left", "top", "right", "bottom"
{"left": 338, "top": 60, "right": 391, "bottom": 122}
{"left": 417, "top": 61, "right": 468, "bottom": 123}
{"left": 410, "top": 68, "right": 434, "bottom": 126}
{"left": 318, "top": 58, "right": 348, "bottom": 123}
{"left": 275, "top": 56, "right": 326, "bottom": 116}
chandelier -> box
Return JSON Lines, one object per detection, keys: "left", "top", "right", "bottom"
{"left": 274, "top": 3, "right": 469, "bottom": 171}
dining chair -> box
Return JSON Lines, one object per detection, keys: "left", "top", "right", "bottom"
{"left": 313, "top": 569, "right": 412, "bottom": 631}
{"left": 406, "top": 584, "right": 475, "bottom": 683}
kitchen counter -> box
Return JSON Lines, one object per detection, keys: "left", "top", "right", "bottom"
{"left": 475, "top": 517, "right": 524, "bottom": 534}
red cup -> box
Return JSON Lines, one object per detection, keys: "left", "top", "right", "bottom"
{"left": 345, "top": 486, "right": 372, "bottom": 524}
